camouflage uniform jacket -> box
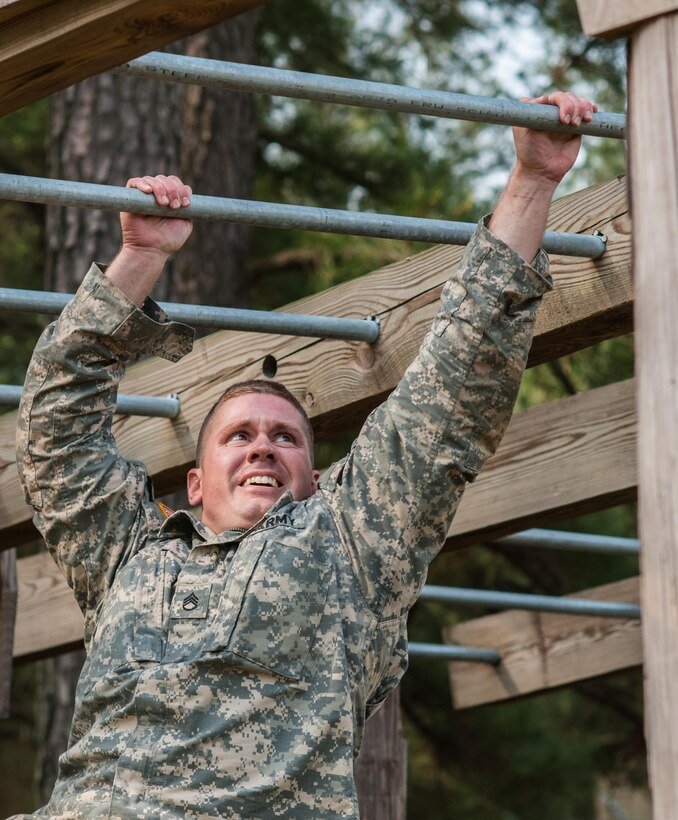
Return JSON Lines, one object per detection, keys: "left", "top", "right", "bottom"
{"left": 15, "top": 221, "right": 550, "bottom": 819}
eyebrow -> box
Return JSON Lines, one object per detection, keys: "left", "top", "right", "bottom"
{"left": 218, "top": 418, "right": 305, "bottom": 437}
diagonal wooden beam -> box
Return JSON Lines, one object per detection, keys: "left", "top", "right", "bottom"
{"left": 444, "top": 576, "right": 641, "bottom": 709}
{"left": 0, "top": 0, "right": 266, "bottom": 117}
{"left": 0, "top": 176, "right": 631, "bottom": 547}
{"left": 445, "top": 378, "right": 636, "bottom": 549}
{"left": 13, "top": 550, "right": 83, "bottom": 662}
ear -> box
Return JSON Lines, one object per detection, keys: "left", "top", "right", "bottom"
{"left": 311, "top": 469, "right": 321, "bottom": 492}
{"left": 187, "top": 467, "right": 203, "bottom": 506}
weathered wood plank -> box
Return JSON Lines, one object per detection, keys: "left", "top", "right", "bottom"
{"left": 0, "top": 176, "right": 631, "bottom": 547}
{"left": 444, "top": 576, "right": 641, "bottom": 709}
{"left": 13, "top": 551, "right": 82, "bottom": 661}
{"left": 576, "top": 0, "right": 678, "bottom": 36}
{"left": 0, "top": 0, "right": 265, "bottom": 117}
{"left": 445, "top": 379, "right": 637, "bottom": 549}
{"left": 629, "top": 13, "right": 678, "bottom": 818}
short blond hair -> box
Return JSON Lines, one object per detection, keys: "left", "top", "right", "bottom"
{"left": 195, "top": 380, "right": 314, "bottom": 466}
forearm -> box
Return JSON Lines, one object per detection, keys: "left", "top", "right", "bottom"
{"left": 488, "top": 166, "right": 558, "bottom": 263}
{"left": 105, "top": 245, "right": 170, "bottom": 308}
{"left": 17, "top": 266, "right": 192, "bottom": 614}
{"left": 326, "top": 222, "right": 552, "bottom": 616}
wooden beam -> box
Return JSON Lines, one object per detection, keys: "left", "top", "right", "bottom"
{"left": 445, "top": 379, "right": 637, "bottom": 549}
{"left": 576, "top": 0, "right": 678, "bottom": 37}
{"left": 629, "top": 12, "right": 678, "bottom": 818}
{"left": 444, "top": 577, "right": 641, "bottom": 709}
{"left": 0, "top": 0, "right": 266, "bottom": 117}
{"left": 0, "top": 176, "right": 631, "bottom": 547}
{"left": 13, "top": 551, "right": 83, "bottom": 661}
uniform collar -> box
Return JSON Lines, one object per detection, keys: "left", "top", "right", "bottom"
{"left": 158, "top": 491, "right": 295, "bottom": 546}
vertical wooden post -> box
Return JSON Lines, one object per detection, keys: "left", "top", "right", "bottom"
{"left": 628, "top": 10, "right": 678, "bottom": 818}
{"left": 576, "top": 3, "right": 678, "bottom": 814}
{"left": 354, "top": 688, "right": 407, "bottom": 820}
{"left": 0, "top": 549, "right": 18, "bottom": 719}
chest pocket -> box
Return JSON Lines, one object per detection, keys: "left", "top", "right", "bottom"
{"left": 223, "top": 539, "right": 332, "bottom": 681}
{"left": 82, "top": 545, "right": 179, "bottom": 692}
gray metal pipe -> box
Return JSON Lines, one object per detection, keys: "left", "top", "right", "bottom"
{"left": 0, "top": 384, "right": 180, "bottom": 419}
{"left": 494, "top": 527, "right": 640, "bottom": 556}
{"left": 420, "top": 584, "right": 640, "bottom": 620}
{"left": 0, "top": 286, "right": 380, "bottom": 343}
{"left": 115, "top": 51, "right": 626, "bottom": 141}
{"left": 408, "top": 642, "right": 501, "bottom": 664}
{"left": 0, "top": 173, "right": 607, "bottom": 258}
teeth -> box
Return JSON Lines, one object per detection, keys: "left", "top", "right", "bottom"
{"left": 243, "top": 476, "right": 280, "bottom": 488}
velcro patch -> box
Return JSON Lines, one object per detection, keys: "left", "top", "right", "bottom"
{"left": 170, "top": 584, "right": 212, "bottom": 619}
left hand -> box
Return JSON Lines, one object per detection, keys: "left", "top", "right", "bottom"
{"left": 513, "top": 91, "right": 598, "bottom": 185}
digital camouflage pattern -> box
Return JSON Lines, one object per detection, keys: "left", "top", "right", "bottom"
{"left": 13, "top": 220, "right": 550, "bottom": 819}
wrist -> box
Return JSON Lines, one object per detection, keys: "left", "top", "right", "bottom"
{"left": 106, "top": 245, "right": 169, "bottom": 308}
{"left": 507, "top": 164, "right": 560, "bottom": 199}
{"left": 116, "top": 243, "right": 171, "bottom": 268}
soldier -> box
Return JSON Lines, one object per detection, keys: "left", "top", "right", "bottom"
{"left": 15, "top": 91, "right": 596, "bottom": 818}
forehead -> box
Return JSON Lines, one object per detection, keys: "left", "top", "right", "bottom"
{"left": 211, "top": 392, "right": 307, "bottom": 431}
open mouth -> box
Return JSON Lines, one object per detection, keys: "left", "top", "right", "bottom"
{"left": 241, "top": 476, "right": 282, "bottom": 488}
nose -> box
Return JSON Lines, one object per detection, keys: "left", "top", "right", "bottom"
{"left": 246, "top": 433, "right": 276, "bottom": 462}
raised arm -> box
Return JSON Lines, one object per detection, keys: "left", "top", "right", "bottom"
{"left": 489, "top": 91, "right": 597, "bottom": 261}
{"left": 323, "top": 92, "right": 595, "bottom": 621}
{"left": 16, "top": 176, "right": 194, "bottom": 634}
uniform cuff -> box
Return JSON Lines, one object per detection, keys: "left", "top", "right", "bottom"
{"left": 63, "top": 264, "right": 194, "bottom": 363}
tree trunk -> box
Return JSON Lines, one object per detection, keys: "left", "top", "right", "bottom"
{"left": 35, "top": 12, "right": 259, "bottom": 804}
{"left": 355, "top": 688, "right": 407, "bottom": 820}
{"left": 0, "top": 549, "right": 17, "bottom": 719}
{"left": 45, "top": 13, "right": 258, "bottom": 308}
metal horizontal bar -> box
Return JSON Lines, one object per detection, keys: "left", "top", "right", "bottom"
{"left": 115, "top": 51, "right": 626, "bottom": 141}
{"left": 494, "top": 528, "right": 640, "bottom": 556}
{"left": 420, "top": 584, "right": 640, "bottom": 619}
{"left": 408, "top": 642, "right": 501, "bottom": 664}
{"left": 0, "top": 384, "right": 180, "bottom": 419}
{"left": 0, "top": 173, "right": 606, "bottom": 258}
{"left": 0, "top": 286, "right": 379, "bottom": 343}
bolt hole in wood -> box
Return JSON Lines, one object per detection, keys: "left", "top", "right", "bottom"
{"left": 262, "top": 354, "right": 278, "bottom": 378}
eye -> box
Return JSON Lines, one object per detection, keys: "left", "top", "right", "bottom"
{"left": 275, "top": 431, "right": 296, "bottom": 444}
{"left": 227, "top": 431, "right": 249, "bottom": 443}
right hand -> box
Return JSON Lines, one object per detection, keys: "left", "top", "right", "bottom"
{"left": 512, "top": 92, "right": 598, "bottom": 186}
{"left": 121, "top": 174, "right": 193, "bottom": 257}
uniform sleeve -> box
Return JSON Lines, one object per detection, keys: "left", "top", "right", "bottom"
{"left": 16, "top": 265, "right": 194, "bottom": 633}
{"left": 322, "top": 218, "right": 552, "bottom": 621}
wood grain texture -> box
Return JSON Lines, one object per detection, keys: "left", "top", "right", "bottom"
{"left": 629, "top": 13, "right": 678, "bottom": 817}
{"left": 13, "top": 551, "right": 83, "bottom": 661}
{"left": 0, "top": 0, "right": 265, "bottom": 117}
{"left": 576, "top": 0, "right": 678, "bottom": 36}
{"left": 445, "top": 379, "right": 637, "bottom": 548}
{"left": 445, "top": 577, "right": 641, "bottom": 709}
{"left": 0, "top": 176, "right": 631, "bottom": 547}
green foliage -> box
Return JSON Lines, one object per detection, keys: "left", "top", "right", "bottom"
{"left": 0, "top": 102, "right": 48, "bottom": 396}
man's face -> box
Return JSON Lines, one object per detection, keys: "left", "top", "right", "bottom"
{"left": 187, "top": 393, "right": 319, "bottom": 534}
